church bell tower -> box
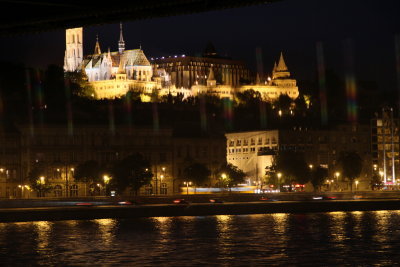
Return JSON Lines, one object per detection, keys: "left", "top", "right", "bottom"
{"left": 64, "top": 27, "right": 83, "bottom": 72}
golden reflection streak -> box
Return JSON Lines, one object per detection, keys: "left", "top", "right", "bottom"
{"left": 33, "top": 221, "right": 52, "bottom": 253}
{"left": 94, "top": 219, "right": 116, "bottom": 246}
{"left": 372, "top": 210, "right": 390, "bottom": 244}
{"left": 271, "top": 213, "right": 288, "bottom": 235}
{"left": 152, "top": 217, "right": 172, "bottom": 242}
{"left": 351, "top": 211, "right": 363, "bottom": 236}
{"left": 216, "top": 215, "right": 233, "bottom": 256}
{"left": 329, "top": 211, "right": 346, "bottom": 243}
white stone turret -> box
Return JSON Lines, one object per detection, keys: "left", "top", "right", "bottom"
{"left": 64, "top": 27, "right": 83, "bottom": 72}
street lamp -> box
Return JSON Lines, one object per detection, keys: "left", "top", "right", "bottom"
{"left": 103, "top": 175, "right": 111, "bottom": 196}
{"left": 309, "top": 164, "right": 313, "bottom": 170}
{"left": 38, "top": 176, "right": 45, "bottom": 197}
{"left": 160, "top": 167, "right": 166, "bottom": 195}
{"left": 183, "top": 181, "right": 192, "bottom": 195}
{"left": 277, "top": 172, "right": 282, "bottom": 192}
{"left": 335, "top": 172, "right": 340, "bottom": 190}
{"left": 355, "top": 180, "right": 359, "bottom": 192}
{"left": 221, "top": 173, "right": 228, "bottom": 189}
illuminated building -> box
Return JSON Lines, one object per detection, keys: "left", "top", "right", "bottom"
{"left": 0, "top": 124, "right": 226, "bottom": 197}
{"left": 64, "top": 25, "right": 164, "bottom": 99}
{"left": 371, "top": 108, "right": 400, "bottom": 186}
{"left": 240, "top": 52, "right": 299, "bottom": 100}
{"left": 151, "top": 42, "right": 250, "bottom": 89}
{"left": 226, "top": 124, "right": 372, "bottom": 191}
{"left": 63, "top": 26, "right": 299, "bottom": 101}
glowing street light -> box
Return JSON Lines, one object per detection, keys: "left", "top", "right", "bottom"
{"left": 355, "top": 180, "right": 359, "bottom": 191}
{"left": 277, "top": 172, "right": 282, "bottom": 192}
{"left": 335, "top": 172, "right": 340, "bottom": 183}
{"left": 309, "top": 164, "right": 313, "bottom": 170}
{"left": 183, "top": 181, "right": 192, "bottom": 195}
{"left": 103, "top": 175, "right": 111, "bottom": 196}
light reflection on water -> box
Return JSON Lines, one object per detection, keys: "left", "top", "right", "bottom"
{"left": 1, "top": 211, "right": 400, "bottom": 265}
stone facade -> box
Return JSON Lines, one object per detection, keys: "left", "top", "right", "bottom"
{"left": 0, "top": 124, "right": 226, "bottom": 198}
{"left": 226, "top": 124, "right": 372, "bottom": 191}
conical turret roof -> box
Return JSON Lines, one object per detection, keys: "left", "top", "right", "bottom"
{"left": 276, "top": 52, "right": 288, "bottom": 71}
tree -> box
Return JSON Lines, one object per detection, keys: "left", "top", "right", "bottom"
{"left": 236, "top": 89, "right": 261, "bottom": 106}
{"left": 216, "top": 163, "right": 246, "bottom": 191}
{"left": 65, "top": 70, "right": 96, "bottom": 98}
{"left": 310, "top": 166, "right": 328, "bottom": 192}
{"left": 338, "top": 151, "right": 363, "bottom": 191}
{"left": 370, "top": 173, "right": 383, "bottom": 190}
{"left": 274, "top": 94, "right": 293, "bottom": 112}
{"left": 74, "top": 160, "right": 103, "bottom": 196}
{"left": 183, "top": 162, "right": 211, "bottom": 191}
{"left": 273, "top": 151, "right": 310, "bottom": 188}
{"left": 27, "top": 163, "right": 52, "bottom": 197}
{"left": 110, "top": 154, "right": 153, "bottom": 195}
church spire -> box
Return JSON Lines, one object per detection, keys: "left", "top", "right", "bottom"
{"left": 118, "top": 22, "right": 125, "bottom": 54}
{"left": 276, "top": 52, "right": 288, "bottom": 71}
{"left": 94, "top": 34, "right": 101, "bottom": 54}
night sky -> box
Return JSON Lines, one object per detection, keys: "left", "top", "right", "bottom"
{"left": 0, "top": 0, "right": 399, "bottom": 90}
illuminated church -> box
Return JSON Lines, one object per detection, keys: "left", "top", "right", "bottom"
{"left": 63, "top": 25, "right": 298, "bottom": 101}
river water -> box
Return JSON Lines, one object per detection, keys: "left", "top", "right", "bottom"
{"left": 1, "top": 211, "right": 400, "bottom": 266}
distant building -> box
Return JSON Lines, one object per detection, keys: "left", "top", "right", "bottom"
{"left": 226, "top": 124, "right": 372, "bottom": 191}
{"left": 240, "top": 52, "right": 299, "bottom": 100}
{"left": 371, "top": 108, "right": 400, "bottom": 186}
{"left": 0, "top": 124, "right": 226, "bottom": 198}
{"left": 63, "top": 26, "right": 299, "bottom": 101}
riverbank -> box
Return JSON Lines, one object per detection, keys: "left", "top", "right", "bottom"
{"left": 1, "top": 199, "right": 400, "bottom": 222}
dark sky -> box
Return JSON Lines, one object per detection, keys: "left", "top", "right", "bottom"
{"left": 0, "top": 0, "right": 399, "bottom": 90}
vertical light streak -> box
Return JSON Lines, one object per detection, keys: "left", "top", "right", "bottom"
{"left": 256, "top": 47, "right": 264, "bottom": 81}
{"left": 343, "top": 39, "right": 358, "bottom": 124}
{"left": 199, "top": 96, "right": 207, "bottom": 131}
{"left": 64, "top": 78, "right": 73, "bottom": 136}
{"left": 316, "top": 42, "right": 328, "bottom": 126}
{"left": 259, "top": 101, "right": 267, "bottom": 129}
{"left": 223, "top": 98, "right": 233, "bottom": 130}
{"left": 34, "top": 69, "right": 44, "bottom": 127}
{"left": 152, "top": 101, "right": 159, "bottom": 132}
{"left": 124, "top": 93, "right": 132, "bottom": 132}
{"left": 25, "top": 69, "right": 34, "bottom": 136}
{"left": 108, "top": 100, "right": 115, "bottom": 135}
{"left": 395, "top": 34, "right": 400, "bottom": 113}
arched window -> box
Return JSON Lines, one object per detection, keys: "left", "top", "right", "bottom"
{"left": 72, "top": 34, "right": 75, "bottom": 43}
{"left": 95, "top": 73, "right": 99, "bottom": 81}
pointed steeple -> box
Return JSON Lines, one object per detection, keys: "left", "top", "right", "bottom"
{"left": 94, "top": 34, "right": 101, "bottom": 54}
{"left": 276, "top": 52, "right": 288, "bottom": 71}
{"left": 118, "top": 23, "right": 125, "bottom": 54}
